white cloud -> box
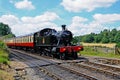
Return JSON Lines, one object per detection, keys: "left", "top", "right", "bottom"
{"left": 0, "top": 15, "right": 20, "bottom": 26}
{"left": 117, "top": 26, "right": 120, "bottom": 30}
{"left": 15, "top": 0, "right": 35, "bottom": 10}
{"left": 21, "top": 12, "right": 60, "bottom": 23}
{"left": 0, "top": 13, "right": 120, "bottom": 36}
{"left": 11, "top": 22, "right": 58, "bottom": 36}
{"left": 0, "top": 12, "right": 60, "bottom": 36}
{"left": 93, "top": 14, "right": 120, "bottom": 23}
{"left": 61, "top": 0, "right": 117, "bottom": 12}
{"left": 68, "top": 15, "right": 120, "bottom": 36}
{"left": 72, "top": 16, "right": 88, "bottom": 23}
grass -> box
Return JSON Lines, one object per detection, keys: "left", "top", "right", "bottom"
{"left": 0, "top": 49, "right": 9, "bottom": 64}
{"left": 80, "top": 47, "right": 120, "bottom": 59}
{"left": 0, "top": 40, "right": 13, "bottom": 80}
{"left": 0, "top": 40, "right": 9, "bottom": 64}
{"left": 0, "top": 50, "right": 12, "bottom": 80}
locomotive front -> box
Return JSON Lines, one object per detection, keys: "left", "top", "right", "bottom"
{"left": 53, "top": 25, "right": 83, "bottom": 59}
{"left": 56, "top": 25, "right": 73, "bottom": 46}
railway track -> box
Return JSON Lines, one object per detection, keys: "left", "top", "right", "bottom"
{"left": 94, "top": 57, "right": 120, "bottom": 65}
{"left": 9, "top": 49, "right": 97, "bottom": 80}
{"left": 10, "top": 49, "right": 62, "bottom": 80}
{"left": 67, "top": 61, "right": 120, "bottom": 80}
{"left": 56, "top": 64, "right": 97, "bottom": 80}
{"left": 10, "top": 49, "right": 120, "bottom": 80}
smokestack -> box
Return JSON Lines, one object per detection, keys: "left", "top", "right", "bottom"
{"left": 62, "top": 25, "right": 66, "bottom": 31}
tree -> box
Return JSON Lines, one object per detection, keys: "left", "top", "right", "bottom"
{"left": 82, "top": 34, "right": 94, "bottom": 43}
{"left": 101, "top": 37, "right": 109, "bottom": 43}
{"left": 72, "top": 36, "right": 79, "bottom": 44}
{"left": 72, "top": 36, "right": 82, "bottom": 44}
{"left": 0, "top": 23, "right": 12, "bottom": 36}
{"left": 114, "top": 30, "right": 120, "bottom": 43}
{"left": 73, "top": 28, "right": 120, "bottom": 44}
{"left": 111, "top": 28, "right": 117, "bottom": 36}
{"left": 116, "top": 42, "right": 120, "bottom": 48}
{"left": 110, "top": 28, "right": 117, "bottom": 42}
{"left": 94, "top": 34, "right": 102, "bottom": 43}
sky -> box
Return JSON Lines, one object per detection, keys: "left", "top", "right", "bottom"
{"left": 0, "top": 0, "right": 120, "bottom": 36}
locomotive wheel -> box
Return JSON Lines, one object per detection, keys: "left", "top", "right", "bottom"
{"left": 60, "top": 53, "right": 66, "bottom": 60}
{"left": 52, "top": 53, "right": 57, "bottom": 58}
{"left": 73, "top": 52, "right": 78, "bottom": 59}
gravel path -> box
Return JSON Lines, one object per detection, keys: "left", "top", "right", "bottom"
{"left": 25, "top": 67, "right": 53, "bottom": 80}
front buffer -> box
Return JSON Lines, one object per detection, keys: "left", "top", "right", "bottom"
{"left": 57, "top": 46, "right": 83, "bottom": 59}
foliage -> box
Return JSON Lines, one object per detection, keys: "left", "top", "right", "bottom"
{"left": 116, "top": 42, "right": 120, "bottom": 48}
{"left": 0, "top": 22, "right": 14, "bottom": 64}
{"left": 72, "top": 36, "right": 81, "bottom": 44}
{"left": 73, "top": 28, "right": 120, "bottom": 44}
{"left": 2, "top": 34, "right": 15, "bottom": 39}
{"left": 114, "top": 31, "right": 120, "bottom": 43}
{"left": 0, "top": 40, "right": 9, "bottom": 64}
{"left": 101, "top": 37, "right": 109, "bottom": 43}
{"left": 0, "top": 40, "right": 7, "bottom": 50}
{"left": 82, "top": 34, "right": 95, "bottom": 43}
{"left": 0, "top": 49, "right": 9, "bottom": 64}
{"left": 0, "top": 22, "right": 15, "bottom": 37}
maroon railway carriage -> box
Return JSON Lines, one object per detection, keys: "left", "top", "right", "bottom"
{"left": 5, "top": 34, "right": 34, "bottom": 49}
{"left": 5, "top": 25, "right": 83, "bottom": 59}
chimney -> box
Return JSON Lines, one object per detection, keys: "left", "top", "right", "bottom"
{"left": 62, "top": 25, "right": 66, "bottom": 31}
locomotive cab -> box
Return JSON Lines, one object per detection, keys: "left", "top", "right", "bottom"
{"left": 34, "top": 28, "right": 57, "bottom": 47}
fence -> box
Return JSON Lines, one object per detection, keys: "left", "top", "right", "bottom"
{"left": 82, "top": 43, "right": 120, "bottom": 54}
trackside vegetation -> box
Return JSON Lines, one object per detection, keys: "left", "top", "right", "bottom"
{"left": 73, "top": 28, "right": 120, "bottom": 57}
{"left": 0, "top": 23, "right": 14, "bottom": 80}
{"left": 0, "top": 40, "right": 13, "bottom": 80}
{"left": 80, "top": 47, "right": 120, "bottom": 59}
{"left": 0, "top": 70, "right": 14, "bottom": 80}
{"left": 0, "top": 22, "right": 14, "bottom": 64}
{"left": 73, "top": 29, "right": 120, "bottom": 47}
{"left": 0, "top": 40, "right": 9, "bottom": 64}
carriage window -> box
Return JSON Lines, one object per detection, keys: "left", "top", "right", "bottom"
{"left": 29, "top": 36, "right": 30, "bottom": 42}
{"left": 30, "top": 36, "right": 31, "bottom": 42}
{"left": 31, "top": 36, "right": 33, "bottom": 42}
{"left": 28, "top": 36, "right": 29, "bottom": 42}
{"left": 26, "top": 37, "right": 27, "bottom": 42}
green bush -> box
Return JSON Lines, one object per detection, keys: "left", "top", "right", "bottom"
{"left": 0, "top": 40, "right": 7, "bottom": 50}
{"left": 0, "top": 40, "right": 9, "bottom": 64}
{"left": 116, "top": 42, "right": 120, "bottom": 48}
{"left": 0, "top": 57, "right": 8, "bottom": 64}
{"left": 0, "top": 50, "right": 9, "bottom": 64}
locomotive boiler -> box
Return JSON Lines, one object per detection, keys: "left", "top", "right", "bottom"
{"left": 5, "top": 25, "right": 83, "bottom": 59}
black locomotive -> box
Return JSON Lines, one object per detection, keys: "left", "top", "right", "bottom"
{"left": 34, "top": 25, "right": 83, "bottom": 59}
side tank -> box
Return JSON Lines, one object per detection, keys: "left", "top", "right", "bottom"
{"left": 34, "top": 28, "right": 57, "bottom": 46}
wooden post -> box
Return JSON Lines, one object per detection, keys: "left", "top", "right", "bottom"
{"left": 114, "top": 46, "right": 116, "bottom": 54}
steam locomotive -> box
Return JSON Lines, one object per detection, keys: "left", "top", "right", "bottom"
{"left": 5, "top": 25, "right": 83, "bottom": 59}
